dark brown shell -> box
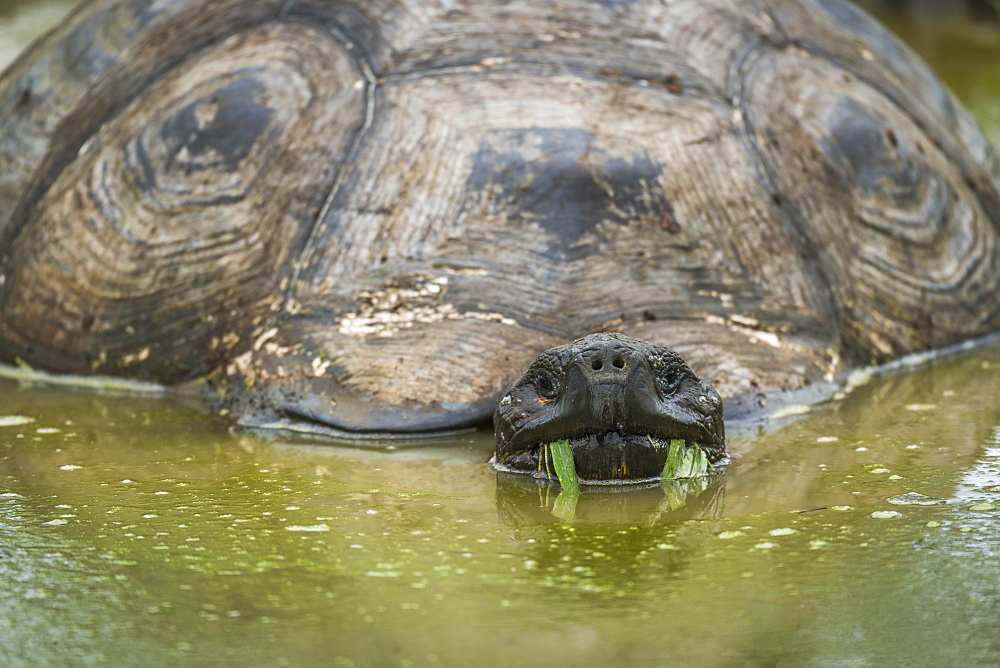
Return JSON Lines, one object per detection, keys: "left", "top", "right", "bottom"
{"left": 0, "top": 0, "right": 998, "bottom": 433}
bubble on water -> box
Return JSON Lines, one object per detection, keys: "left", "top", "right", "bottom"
{"left": 809, "top": 540, "right": 828, "bottom": 549}
{"left": 43, "top": 518, "right": 68, "bottom": 526}
{"left": 36, "top": 427, "right": 60, "bottom": 434}
{"left": 58, "top": 464, "right": 82, "bottom": 471}
{"left": 754, "top": 541, "right": 776, "bottom": 549}
{"left": 868, "top": 468, "right": 891, "bottom": 474}
{"left": 717, "top": 531, "right": 745, "bottom": 539}
{"left": 887, "top": 492, "right": 945, "bottom": 505}
{"left": 816, "top": 436, "right": 838, "bottom": 443}
{"left": 0, "top": 415, "right": 33, "bottom": 427}
{"left": 769, "top": 528, "right": 797, "bottom": 536}
{"left": 831, "top": 505, "right": 854, "bottom": 511}
{"left": 870, "top": 511, "right": 903, "bottom": 519}
{"left": 285, "top": 524, "right": 332, "bottom": 532}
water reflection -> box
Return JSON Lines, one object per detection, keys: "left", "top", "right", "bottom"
{"left": 494, "top": 472, "right": 726, "bottom": 525}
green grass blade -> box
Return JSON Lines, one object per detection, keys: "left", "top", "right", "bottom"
{"left": 689, "top": 446, "right": 707, "bottom": 478}
{"left": 676, "top": 443, "right": 709, "bottom": 479}
{"left": 661, "top": 438, "right": 686, "bottom": 479}
{"left": 677, "top": 443, "right": 696, "bottom": 478}
{"left": 548, "top": 439, "right": 580, "bottom": 495}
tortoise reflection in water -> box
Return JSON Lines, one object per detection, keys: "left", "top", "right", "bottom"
{"left": 0, "top": 0, "right": 998, "bottom": 485}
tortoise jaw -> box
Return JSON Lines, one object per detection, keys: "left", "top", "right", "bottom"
{"left": 493, "top": 431, "right": 719, "bottom": 485}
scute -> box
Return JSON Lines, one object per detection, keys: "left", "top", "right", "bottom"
{"left": 764, "top": 0, "right": 994, "bottom": 176}
{"left": 466, "top": 128, "right": 673, "bottom": 254}
{"left": 0, "top": 0, "right": 181, "bottom": 233}
{"left": 0, "top": 20, "right": 367, "bottom": 382}
{"left": 740, "top": 48, "right": 1000, "bottom": 362}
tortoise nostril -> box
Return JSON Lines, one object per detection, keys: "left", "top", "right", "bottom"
{"left": 612, "top": 357, "right": 624, "bottom": 369}
{"left": 591, "top": 359, "right": 603, "bottom": 371}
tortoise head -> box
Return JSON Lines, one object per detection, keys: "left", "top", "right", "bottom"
{"left": 493, "top": 333, "right": 726, "bottom": 484}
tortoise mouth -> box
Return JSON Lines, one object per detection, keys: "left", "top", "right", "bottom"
{"left": 493, "top": 333, "right": 727, "bottom": 485}
{"left": 492, "top": 431, "right": 719, "bottom": 485}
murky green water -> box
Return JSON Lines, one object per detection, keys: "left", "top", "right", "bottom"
{"left": 1, "top": 343, "right": 998, "bottom": 666}
{"left": 1, "top": 2, "right": 999, "bottom": 666}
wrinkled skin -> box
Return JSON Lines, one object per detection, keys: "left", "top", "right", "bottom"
{"left": 494, "top": 333, "right": 725, "bottom": 484}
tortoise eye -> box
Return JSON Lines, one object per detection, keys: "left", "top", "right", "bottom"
{"left": 659, "top": 369, "right": 680, "bottom": 395}
{"left": 535, "top": 372, "right": 558, "bottom": 399}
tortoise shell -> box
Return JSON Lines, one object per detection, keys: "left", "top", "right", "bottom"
{"left": 0, "top": 0, "right": 997, "bottom": 435}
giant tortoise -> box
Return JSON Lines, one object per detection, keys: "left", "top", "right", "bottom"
{"left": 0, "top": 0, "right": 998, "bottom": 475}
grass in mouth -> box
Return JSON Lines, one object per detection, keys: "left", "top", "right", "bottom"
{"left": 548, "top": 439, "right": 580, "bottom": 495}
{"left": 661, "top": 438, "right": 708, "bottom": 480}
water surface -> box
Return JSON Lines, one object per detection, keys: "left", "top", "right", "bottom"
{"left": 2, "top": 342, "right": 998, "bottom": 666}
